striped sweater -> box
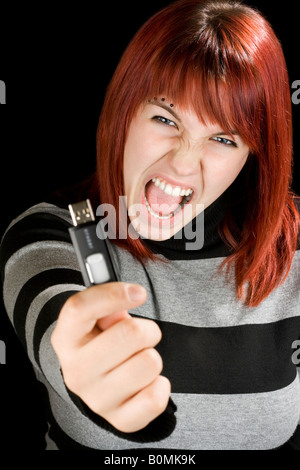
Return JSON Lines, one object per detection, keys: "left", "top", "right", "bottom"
{"left": 1, "top": 185, "right": 300, "bottom": 451}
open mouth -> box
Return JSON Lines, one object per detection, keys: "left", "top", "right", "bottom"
{"left": 144, "top": 177, "right": 194, "bottom": 220}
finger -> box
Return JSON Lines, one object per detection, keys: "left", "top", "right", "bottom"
{"left": 99, "top": 348, "right": 163, "bottom": 410}
{"left": 106, "top": 376, "right": 171, "bottom": 433}
{"left": 97, "top": 309, "right": 131, "bottom": 331}
{"left": 75, "top": 310, "right": 132, "bottom": 347}
{"left": 52, "top": 282, "right": 147, "bottom": 350}
{"left": 79, "top": 316, "right": 162, "bottom": 375}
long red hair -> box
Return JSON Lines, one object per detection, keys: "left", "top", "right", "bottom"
{"left": 95, "top": 0, "right": 299, "bottom": 307}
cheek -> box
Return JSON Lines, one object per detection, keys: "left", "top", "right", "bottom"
{"left": 125, "top": 125, "right": 151, "bottom": 163}
{"left": 125, "top": 132, "right": 170, "bottom": 176}
{"left": 123, "top": 135, "right": 155, "bottom": 198}
{"left": 204, "top": 151, "right": 248, "bottom": 188}
{"left": 124, "top": 144, "right": 152, "bottom": 189}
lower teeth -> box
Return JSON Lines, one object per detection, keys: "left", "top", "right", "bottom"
{"left": 144, "top": 194, "right": 190, "bottom": 220}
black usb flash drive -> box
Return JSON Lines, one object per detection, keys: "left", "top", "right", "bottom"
{"left": 68, "top": 199, "right": 119, "bottom": 287}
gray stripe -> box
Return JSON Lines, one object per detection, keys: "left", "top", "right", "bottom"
{"left": 3, "top": 241, "right": 80, "bottom": 322}
{"left": 26, "top": 284, "right": 85, "bottom": 370}
{"left": 110, "top": 243, "right": 300, "bottom": 327}
{"left": 39, "top": 373, "right": 300, "bottom": 450}
{"left": 39, "top": 324, "right": 76, "bottom": 406}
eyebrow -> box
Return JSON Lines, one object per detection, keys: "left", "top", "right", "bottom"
{"left": 147, "top": 101, "right": 239, "bottom": 137}
{"left": 211, "top": 131, "right": 239, "bottom": 137}
{"left": 147, "top": 101, "right": 182, "bottom": 123}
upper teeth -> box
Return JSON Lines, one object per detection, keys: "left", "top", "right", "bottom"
{"left": 152, "top": 177, "right": 193, "bottom": 197}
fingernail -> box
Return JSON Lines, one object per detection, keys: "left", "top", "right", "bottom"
{"left": 127, "top": 284, "right": 146, "bottom": 301}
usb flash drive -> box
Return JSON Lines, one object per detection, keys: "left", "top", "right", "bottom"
{"left": 68, "top": 199, "right": 119, "bottom": 287}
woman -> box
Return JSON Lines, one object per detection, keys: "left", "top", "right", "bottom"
{"left": 1, "top": 0, "right": 299, "bottom": 451}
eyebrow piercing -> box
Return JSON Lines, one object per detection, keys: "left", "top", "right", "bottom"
{"left": 148, "top": 97, "right": 175, "bottom": 108}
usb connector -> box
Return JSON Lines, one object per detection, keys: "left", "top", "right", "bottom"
{"left": 68, "top": 199, "right": 119, "bottom": 286}
{"left": 68, "top": 199, "right": 95, "bottom": 226}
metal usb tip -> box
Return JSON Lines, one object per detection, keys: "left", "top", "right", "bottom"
{"left": 68, "top": 199, "right": 95, "bottom": 226}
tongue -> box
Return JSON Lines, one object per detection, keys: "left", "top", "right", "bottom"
{"left": 146, "top": 181, "right": 182, "bottom": 215}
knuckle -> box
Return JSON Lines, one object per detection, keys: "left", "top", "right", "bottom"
{"left": 120, "top": 318, "right": 162, "bottom": 349}
{"left": 121, "top": 318, "right": 146, "bottom": 344}
{"left": 62, "top": 293, "right": 84, "bottom": 316}
{"left": 105, "top": 412, "right": 130, "bottom": 433}
{"left": 105, "top": 405, "right": 146, "bottom": 434}
{"left": 85, "top": 394, "right": 108, "bottom": 418}
{"left": 152, "top": 321, "right": 162, "bottom": 343}
{"left": 145, "top": 319, "right": 162, "bottom": 343}
{"left": 141, "top": 348, "right": 163, "bottom": 374}
{"left": 147, "top": 377, "right": 171, "bottom": 414}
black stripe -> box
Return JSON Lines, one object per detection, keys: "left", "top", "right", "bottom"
{"left": 33, "top": 290, "right": 79, "bottom": 369}
{"left": 34, "top": 296, "right": 300, "bottom": 395}
{"left": 13, "top": 269, "right": 83, "bottom": 350}
{"left": 0, "top": 212, "right": 72, "bottom": 282}
{"left": 138, "top": 315, "right": 300, "bottom": 395}
{"left": 143, "top": 237, "right": 230, "bottom": 260}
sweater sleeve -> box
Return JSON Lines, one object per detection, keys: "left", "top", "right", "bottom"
{"left": 0, "top": 203, "right": 176, "bottom": 445}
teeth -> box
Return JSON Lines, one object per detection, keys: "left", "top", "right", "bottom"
{"left": 173, "top": 187, "right": 181, "bottom": 197}
{"left": 144, "top": 177, "right": 193, "bottom": 220}
{"left": 144, "top": 193, "right": 189, "bottom": 220}
{"left": 144, "top": 195, "right": 174, "bottom": 219}
{"left": 165, "top": 184, "right": 173, "bottom": 195}
{"left": 151, "top": 177, "right": 193, "bottom": 198}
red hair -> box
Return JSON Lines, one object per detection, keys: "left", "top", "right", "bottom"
{"left": 95, "top": 0, "right": 299, "bottom": 307}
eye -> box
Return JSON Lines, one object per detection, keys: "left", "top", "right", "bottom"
{"left": 211, "top": 136, "right": 237, "bottom": 148}
{"left": 152, "top": 115, "right": 178, "bottom": 129}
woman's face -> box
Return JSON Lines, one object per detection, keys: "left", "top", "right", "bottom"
{"left": 123, "top": 98, "right": 250, "bottom": 241}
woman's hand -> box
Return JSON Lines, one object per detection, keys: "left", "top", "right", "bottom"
{"left": 51, "top": 282, "right": 171, "bottom": 433}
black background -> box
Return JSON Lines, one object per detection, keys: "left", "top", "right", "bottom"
{"left": 0, "top": 1, "right": 299, "bottom": 450}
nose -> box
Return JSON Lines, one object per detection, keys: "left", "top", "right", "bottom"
{"left": 167, "top": 142, "right": 202, "bottom": 177}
